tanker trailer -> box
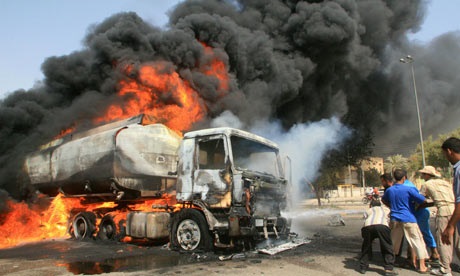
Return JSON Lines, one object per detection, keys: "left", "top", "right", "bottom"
{"left": 24, "top": 114, "right": 181, "bottom": 200}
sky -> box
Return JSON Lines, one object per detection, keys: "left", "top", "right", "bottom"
{"left": 0, "top": 0, "right": 459, "bottom": 99}
{"left": 0, "top": 0, "right": 182, "bottom": 98}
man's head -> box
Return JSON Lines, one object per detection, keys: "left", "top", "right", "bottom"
{"left": 393, "top": 169, "right": 407, "bottom": 183}
{"left": 442, "top": 137, "right": 460, "bottom": 165}
{"left": 380, "top": 173, "right": 393, "bottom": 188}
{"left": 418, "top": 165, "right": 441, "bottom": 180}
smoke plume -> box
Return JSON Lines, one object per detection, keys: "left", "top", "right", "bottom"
{"left": 1, "top": 0, "right": 460, "bottom": 200}
{"left": 249, "top": 118, "right": 351, "bottom": 205}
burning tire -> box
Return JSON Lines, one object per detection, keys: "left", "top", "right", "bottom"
{"left": 72, "top": 212, "right": 96, "bottom": 240}
{"left": 171, "top": 209, "right": 212, "bottom": 252}
{"left": 97, "top": 215, "right": 119, "bottom": 240}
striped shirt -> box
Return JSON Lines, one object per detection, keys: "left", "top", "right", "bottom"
{"left": 363, "top": 206, "right": 390, "bottom": 227}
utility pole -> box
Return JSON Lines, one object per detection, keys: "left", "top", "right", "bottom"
{"left": 399, "top": 55, "right": 426, "bottom": 167}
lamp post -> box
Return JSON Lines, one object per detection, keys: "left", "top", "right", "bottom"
{"left": 399, "top": 55, "right": 426, "bottom": 167}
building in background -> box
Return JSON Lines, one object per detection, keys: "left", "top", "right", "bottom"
{"left": 335, "top": 157, "right": 384, "bottom": 197}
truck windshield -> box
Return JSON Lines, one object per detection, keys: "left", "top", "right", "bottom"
{"left": 230, "top": 136, "right": 280, "bottom": 177}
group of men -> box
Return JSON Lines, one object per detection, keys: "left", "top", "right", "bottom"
{"left": 359, "top": 137, "right": 460, "bottom": 276}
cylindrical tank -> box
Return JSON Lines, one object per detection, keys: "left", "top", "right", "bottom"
{"left": 24, "top": 116, "right": 181, "bottom": 198}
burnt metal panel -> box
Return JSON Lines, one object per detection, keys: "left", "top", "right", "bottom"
{"left": 25, "top": 121, "right": 181, "bottom": 197}
{"left": 126, "top": 212, "right": 170, "bottom": 239}
{"left": 176, "top": 139, "right": 195, "bottom": 201}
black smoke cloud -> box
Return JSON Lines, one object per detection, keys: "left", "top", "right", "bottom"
{"left": 1, "top": 0, "right": 459, "bottom": 200}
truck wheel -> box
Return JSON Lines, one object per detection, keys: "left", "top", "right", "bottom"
{"left": 97, "top": 215, "right": 118, "bottom": 240}
{"left": 171, "top": 209, "right": 212, "bottom": 252}
{"left": 277, "top": 217, "right": 291, "bottom": 240}
{"left": 72, "top": 212, "right": 96, "bottom": 240}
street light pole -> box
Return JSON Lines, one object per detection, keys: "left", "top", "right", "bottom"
{"left": 399, "top": 55, "right": 426, "bottom": 167}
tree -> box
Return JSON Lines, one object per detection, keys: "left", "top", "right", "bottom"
{"left": 314, "top": 166, "right": 340, "bottom": 206}
{"left": 384, "top": 154, "right": 408, "bottom": 173}
{"left": 363, "top": 168, "right": 381, "bottom": 188}
{"left": 409, "top": 129, "right": 460, "bottom": 178}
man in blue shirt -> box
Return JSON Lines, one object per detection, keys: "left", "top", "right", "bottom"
{"left": 441, "top": 138, "right": 460, "bottom": 251}
{"left": 382, "top": 168, "right": 429, "bottom": 273}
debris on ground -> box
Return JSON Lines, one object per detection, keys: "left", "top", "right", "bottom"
{"left": 328, "top": 214, "right": 345, "bottom": 226}
{"left": 189, "top": 252, "right": 209, "bottom": 262}
{"left": 218, "top": 252, "right": 246, "bottom": 261}
{"left": 257, "top": 238, "right": 311, "bottom": 255}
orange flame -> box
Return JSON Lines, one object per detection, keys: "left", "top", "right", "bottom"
{"left": 97, "top": 61, "right": 206, "bottom": 132}
{"left": 0, "top": 194, "right": 178, "bottom": 249}
{"left": 201, "top": 42, "right": 229, "bottom": 93}
{"left": 0, "top": 195, "right": 74, "bottom": 248}
{"left": 54, "top": 42, "right": 229, "bottom": 136}
{"left": 95, "top": 43, "right": 230, "bottom": 133}
{"left": 54, "top": 125, "right": 76, "bottom": 139}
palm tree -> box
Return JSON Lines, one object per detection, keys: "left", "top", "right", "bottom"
{"left": 384, "top": 154, "right": 408, "bottom": 173}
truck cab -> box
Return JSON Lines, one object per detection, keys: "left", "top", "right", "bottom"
{"left": 172, "top": 128, "right": 290, "bottom": 251}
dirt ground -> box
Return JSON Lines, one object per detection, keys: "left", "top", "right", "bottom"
{"left": 0, "top": 199, "right": 459, "bottom": 276}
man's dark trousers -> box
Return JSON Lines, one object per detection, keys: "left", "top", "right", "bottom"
{"left": 360, "top": 224, "right": 395, "bottom": 270}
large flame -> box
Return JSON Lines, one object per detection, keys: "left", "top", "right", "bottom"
{"left": 98, "top": 61, "right": 205, "bottom": 132}
{"left": 96, "top": 42, "right": 229, "bottom": 133}
{"left": 55, "top": 42, "right": 229, "bottom": 138}
{"left": 0, "top": 195, "right": 72, "bottom": 248}
{"left": 2, "top": 42, "right": 230, "bottom": 249}
{"left": 0, "top": 194, "right": 178, "bottom": 249}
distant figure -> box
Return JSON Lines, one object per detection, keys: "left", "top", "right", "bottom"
{"left": 358, "top": 199, "right": 396, "bottom": 275}
{"left": 373, "top": 186, "right": 380, "bottom": 198}
{"left": 419, "top": 165, "right": 457, "bottom": 275}
{"left": 325, "top": 191, "right": 330, "bottom": 203}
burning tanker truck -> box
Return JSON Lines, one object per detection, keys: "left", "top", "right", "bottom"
{"left": 24, "top": 114, "right": 291, "bottom": 251}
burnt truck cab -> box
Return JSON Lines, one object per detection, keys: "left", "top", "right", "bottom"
{"left": 172, "top": 127, "right": 291, "bottom": 251}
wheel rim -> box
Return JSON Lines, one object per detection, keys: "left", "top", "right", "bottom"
{"left": 74, "top": 216, "right": 89, "bottom": 239}
{"left": 100, "top": 220, "right": 115, "bottom": 239}
{"left": 176, "top": 219, "right": 201, "bottom": 251}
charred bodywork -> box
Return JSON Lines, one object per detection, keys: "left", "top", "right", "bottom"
{"left": 175, "top": 127, "right": 290, "bottom": 244}
{"left": 24, "top": 115, "right": 181, "bottom": 199}
{"left": 24, "top": 115, "right": 290, "bottom": 251}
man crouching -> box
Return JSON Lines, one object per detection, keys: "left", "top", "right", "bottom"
{"left": 359, "top": 199, "right": 397, "bottom": 275}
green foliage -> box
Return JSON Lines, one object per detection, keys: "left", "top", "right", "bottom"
{"left": 408, "top": 128, "right": 460, "bottom": 178}
{"left": 384, "top": 154, "right": 408, "bottom": 173}
{"left": 363, "top": 168, "right": 381, "bottom": 187}
{"left": 315, "top": 166, "right": 340, "bottom": 191}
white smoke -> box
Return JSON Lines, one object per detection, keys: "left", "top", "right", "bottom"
{"left": 210, "top": 111, "right": 351, "bottom": 207}
{"left": 250, "top": 117, "right": 351, "bottom": 207}
{"left": 210, "top": 110, "right": 244, "bottom": 129}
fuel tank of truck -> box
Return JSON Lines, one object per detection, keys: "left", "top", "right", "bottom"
{"left": 24, "top": 115, "right": 181, "bottom": 198}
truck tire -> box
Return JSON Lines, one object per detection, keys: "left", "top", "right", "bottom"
{"left": 277, "top": 217, "right": 291, "bottom": 240}
{"left": 171, "top": 209, "right": 212, "bottom": 252}
{"left": 72, "top": 212, "right": 96, "bottom": 240}
{"left": 97, "top": 215, "right": 118, "bottom": 240}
